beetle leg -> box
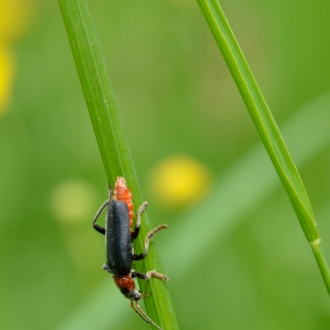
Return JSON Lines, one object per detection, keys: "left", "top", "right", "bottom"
{"left": 131, "top": 301, "right": 163, "bottom": 330}
{"left": 133, "top": 224, "right": 168, "bottom": 260}
{"left": 93, "top": 199, "right": 111, "bottom": 235}
{"left": 131, "top": 201, "right": 148, "bottom": 240}
{"left": 132, "top": 270, "right": 169, "bottom": 281}
{"left": 130, "top": 300, "right": 150, "bottom": 324}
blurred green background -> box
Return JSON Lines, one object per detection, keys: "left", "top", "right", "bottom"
{"left": 1, "top": 0, "right": 330, "bottom": 329}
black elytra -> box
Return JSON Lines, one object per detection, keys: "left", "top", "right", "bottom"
{"left": 104, "top": 200, "right": 133, "bottom": 276}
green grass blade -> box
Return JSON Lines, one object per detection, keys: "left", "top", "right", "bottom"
{"left": 58, "top": 0, "right": 179, "bottom": 328}
{"left": 196, "top": 0, "right": 330, "bottom": 295}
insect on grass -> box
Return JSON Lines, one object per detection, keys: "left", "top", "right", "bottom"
{"left": 93, "top": 177, "right": 169, "bottom": 329}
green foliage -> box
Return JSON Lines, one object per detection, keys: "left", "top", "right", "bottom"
{"left": 1, "top": 1, "right": 330, "bottom": 329}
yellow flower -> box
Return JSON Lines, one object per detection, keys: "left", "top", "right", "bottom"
{"left": 0, "top": 0, "right": 35, "bottom": 115}
{"left": 0, "top": 0, "right": 34, "bottom": 42}
{"left": 0, "top": 45, "right": 15, "bottom": 115}
{"left": 150, "top": 155, "right": 211, "bottom": 209}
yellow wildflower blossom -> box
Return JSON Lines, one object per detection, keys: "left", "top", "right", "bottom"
{"left": 0, "top": 45, "right": 15, "bottom": 114}
{"left": 150, "top": 155, "right": 211, "bottom": 209}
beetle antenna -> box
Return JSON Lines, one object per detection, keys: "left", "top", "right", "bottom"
{"left": 130, "top": 301, "right": 163, "bottom": 330}
{"left": 93, "top": 199, "right": 111, "bottom": 223}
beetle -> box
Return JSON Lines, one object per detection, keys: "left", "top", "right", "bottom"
{"left": 93, "top": 177, "right": 169, "bottom": 329}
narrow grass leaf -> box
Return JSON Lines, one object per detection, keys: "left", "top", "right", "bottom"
{"left": 58, "top": 0, "right": 179, "bottom": 328}
{"left": 196, "top": 0, "right": 330, "bottom": 295}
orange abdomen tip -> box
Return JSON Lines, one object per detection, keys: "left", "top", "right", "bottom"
{"left": 114, "top": 177, "right": 134, "bottom": 228}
